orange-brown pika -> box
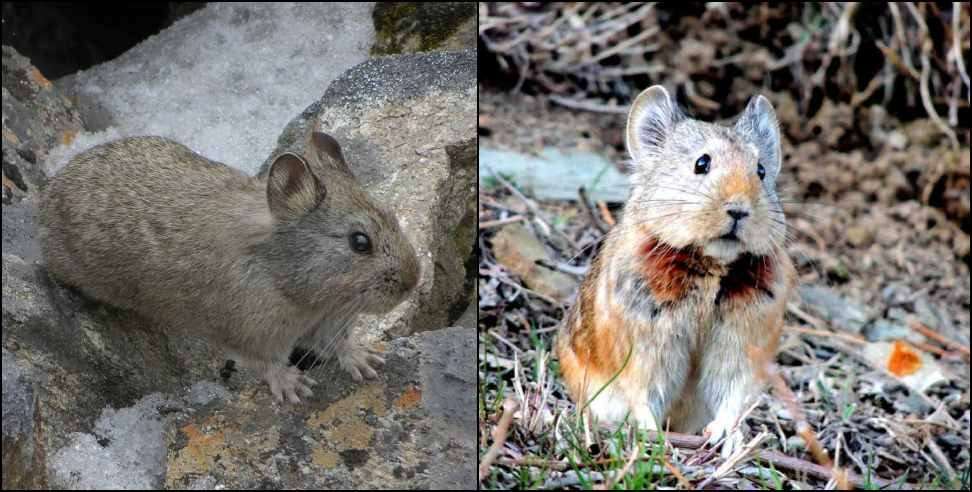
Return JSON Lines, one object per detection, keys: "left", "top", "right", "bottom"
{"left": 555, "top": 86, "right": 796, "bottom": 456}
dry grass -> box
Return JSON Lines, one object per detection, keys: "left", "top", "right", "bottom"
{"left": 480, "top": 2, "right": 970, "bottom": 147}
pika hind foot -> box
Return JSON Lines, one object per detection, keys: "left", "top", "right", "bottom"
{"left": 338, "top": 343, "right": 385, "bottom": 382}
{"left": 265, "top": 365, "right": 317, "bottom": 404}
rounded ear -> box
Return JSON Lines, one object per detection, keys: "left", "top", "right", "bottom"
{"left": 734, "top": 95, "right": 782, "bottom": 177}
{"left": 626, "top": 85, "right": 684, "bottom": 160}
{"left": 266, "top": 152, "right": 324, "bottom": 218}
{"left": 311, "top": 132, "right": 352, "bottom": 174}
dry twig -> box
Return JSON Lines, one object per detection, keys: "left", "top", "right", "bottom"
{"left": 479, "top": 398, "right": 520, "bottom": 482}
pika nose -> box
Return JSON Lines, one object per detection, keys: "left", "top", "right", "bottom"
{"left": 727, "top": 208, "right": 749, "bottom": 221}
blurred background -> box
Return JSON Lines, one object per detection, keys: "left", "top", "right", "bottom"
{"left": 478, "top": 2, "right": 969, "bottom": 489}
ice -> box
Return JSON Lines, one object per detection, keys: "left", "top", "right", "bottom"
{"left": 48, "top": 3, "right": 375, "bottom": 176}
{"left": 50, "top": 393, "right": 172, "bottom": 490}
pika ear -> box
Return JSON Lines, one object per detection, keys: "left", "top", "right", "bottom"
{"left": 734, "top": 95, "right": 782, "bottom": 177}
{"left": 266, "top": 152, "right": 324, "bottom": 218}
{"left": 310, "top": 131, "right": 352, "bottom": 174}
{"left": 626, "top": 85, "right": 684, "bottom": 160}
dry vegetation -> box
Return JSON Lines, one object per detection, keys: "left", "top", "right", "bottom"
{"left": 478, "top": 2, "right": 970, "bottom": 489}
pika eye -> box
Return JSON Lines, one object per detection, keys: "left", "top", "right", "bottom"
{"left": 757, "top": 163, "right": 766, "bottom": 180}
{"left": 694, "top": 154, "right": 710, "bottom": 175}
{"left": 350, "top": 232, "right": 372, "bottom": 254}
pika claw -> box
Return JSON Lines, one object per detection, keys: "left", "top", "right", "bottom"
{"left": 265, "top": 365, "right": 316, "bottom": 404}
{"left": 339, "top": 344, "right": 384, "bottom": 382}
{"left": 704, "top": 420, "right": 745, "bottom": 458}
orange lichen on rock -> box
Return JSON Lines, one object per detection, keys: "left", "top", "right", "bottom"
{"left": 28, "top": 67, "right": 52, "bottom": 89}
{"left": 394, "top": 386, "right": 422, "bottom": 410}
{"left": 61, "top": 128, "right": 79, "bottom": 145}
{"left": 887, "top": 340, "right": 922, "bottom": 376}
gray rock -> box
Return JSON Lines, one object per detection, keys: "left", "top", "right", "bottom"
{"left": 863, "top": 319, "right": 913, "bottom": 343}
{"left": 1, "top": 46, "right": 85, "bottom": 203}
{"left": 49, "top": 393, "right": 172, "bottom": 489}
{"left": 913, "top": 297, "right": 944, "bottom": 331}
{"left": 799, "top": 285, "right": 872, "bottom": 334}
{"left": 2, "top": 348, "right": 47, "bottom": 489}
{"left": 479, "top": 146, "right": 630, "bottom": 203}
{"left": 52, "top": 3, "right": 377, "bottom": 176}
{"left": 185, "top": 381, "right": 232, "bottom": 407}
{"left": 415, "top": 327, "right": 476, "bottom": 489}
{"left": 1, "top": 198, "right": 41, "bottom": 263}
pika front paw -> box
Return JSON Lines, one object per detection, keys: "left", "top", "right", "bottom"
{"left": 704, "top": 418, "right": 745, "bottom": 458}
{"left": 265, "top": 365, "right": 317, "bottom": 404}
{"left": 338, "top": 343, "right": 385, "bottom": 382}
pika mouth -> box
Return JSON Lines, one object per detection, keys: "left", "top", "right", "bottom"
{"left": 718, "top": 232, "right": 740, "bottom": 241}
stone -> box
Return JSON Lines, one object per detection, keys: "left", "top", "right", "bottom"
{"left": 371, "top": 2, "right": 477, "bottom": 55}
{"left": 491, "top": 223, "right": 577, "bottom": 301}
{"left": 1, "top": 46, "right": 85, "bottom": 202}
{"left": 479, "top": 146, "right": 630, "bottom": 203}
{"left": 799, "top": 285, "right": 872, "bottom": 334}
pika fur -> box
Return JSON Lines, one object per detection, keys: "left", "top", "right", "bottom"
{"left": 40, "top": 124, "right": 420, "bottom": 403}
{"left": 555, "top": 86, "right": 796, "bottom": 456}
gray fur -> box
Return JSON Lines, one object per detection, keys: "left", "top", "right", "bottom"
{"left": 733, "top": 95, "right": 782, "bottom": 180}
{"left": 39, "top": 132, "right": 419, "bottom": 401}
{"left": 626, "top": 85, "right": 686, "bottom": 160}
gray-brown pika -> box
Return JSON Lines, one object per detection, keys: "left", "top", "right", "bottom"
{"left": 40, "top": 125, "right": 420, "bottom": 403}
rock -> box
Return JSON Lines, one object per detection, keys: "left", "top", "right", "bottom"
{"left": 51, "top": 3, "right": 376, "bottom": 176}
{"left": 1, "top": 46, "right": 85, "bottom": 202}
{"left": 799, "top": 285, "right": 871, "bottom": 334}
{"left": 372, "top": 2, "right": 476, "bottom": 55}
{"left": 491, "top": 223, "right": 577, "bottom": 301}
{"left": 479, "top": 146, "right": 630, "bottom": 203}
{"left": 913, "top": 297, "right": 944, "bottom": 331}
{"left": 259, "top": 50, "right": 477, "bottom": 337}
{"left": 863, "top": 319, "right": 916, "bottom": 343}
{"left": 50, "top": 393, "right": 172, "bottom": 489}
{"left": 2, "top": 349, "right": 48, "bottom": 490}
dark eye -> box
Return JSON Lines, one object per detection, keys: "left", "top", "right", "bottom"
{"left": 694, "top": 154, "right": 710, "bottom": 175}
{"left": 350, "top": 232, "right": 372, "bottom": 254}
{"left": 757, "top": 163, "right": 766, "bottom": 180}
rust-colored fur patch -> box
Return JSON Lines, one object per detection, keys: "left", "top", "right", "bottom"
{"left": 638, "top": 237, "right": 709, "bottom": 303}
{"left": 561, "top": 256, "right": 628, "bottom": 389}
{"left": 716, "top": 253, "right": 774, "bottom": 304}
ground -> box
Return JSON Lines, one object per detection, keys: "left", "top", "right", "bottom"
{"left": 477, "top": 85, "right": 970, "bottom": 489}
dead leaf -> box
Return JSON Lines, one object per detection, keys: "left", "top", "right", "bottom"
{"left": 861, "top": 340, "right": 949, "bottom": 394}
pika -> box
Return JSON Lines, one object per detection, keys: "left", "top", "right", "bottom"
{"left": 556, "top": 86, "right": 796, "bottom": 455}
{"left": 40, "top": 124, "right": 420, "bottom": 403}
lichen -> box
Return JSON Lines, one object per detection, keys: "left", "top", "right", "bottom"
{"left": 370, "top": 2, "right": 475, "bottom": 56}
